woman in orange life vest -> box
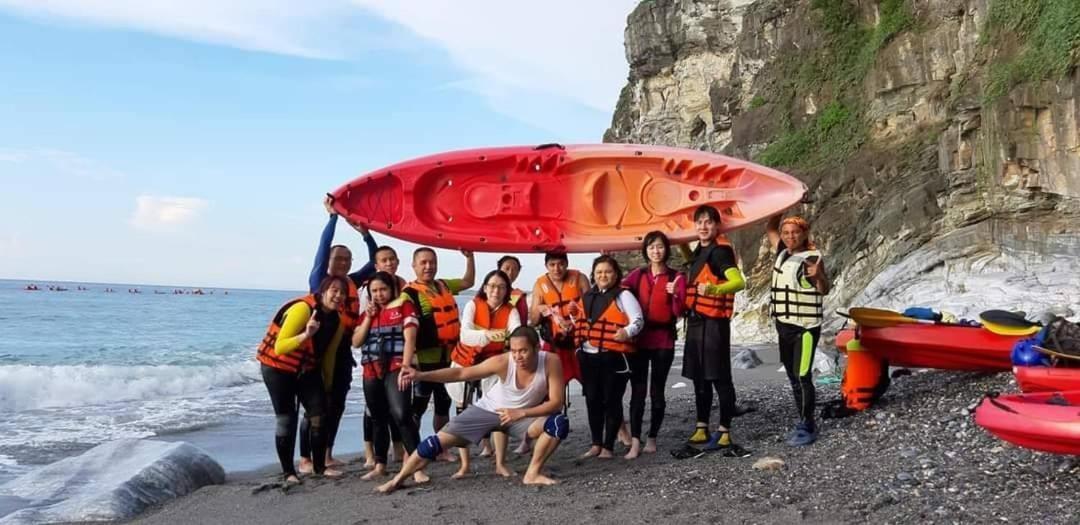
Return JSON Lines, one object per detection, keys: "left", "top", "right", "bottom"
{"left": 681, "top": 205, "right": 751, "bottom": 457}
{"left": 351, "top": 271, "right": 430, "bottom": 485}
{"left": 447, "top": 269, "right": 522, "bottom": 477}
{"left": 256, "top": 275, "right": 349, "bottom": 484}
{"left": 766, "top": 214, "right": 830, "bottom": 446}
{"left": 572, "top": 255, "right": 644, "bottom": 459}
{"left": 359, "top": 245, "right": 409, "bottom": 469}
{"left": 621, "top": 231, "right": 686, "bottom": 459}
{"left": 497, "top": 255, "right": 530, "bottom": 322}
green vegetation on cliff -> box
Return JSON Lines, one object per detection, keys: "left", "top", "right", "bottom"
{"left": 983, "top": 0, "right": 1080, "bottom": 100}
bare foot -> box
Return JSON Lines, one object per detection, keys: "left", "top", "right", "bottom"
{"left": 437, "top": 451, "right": 458, "bottom": 462}
{"left": 479, "top": 446, "right": 493, "bottom": 457}
{"left": 522, "top": 473, "right": 558, "bottom": 486}
{"left": 376, "top": 479, "right": 400, "bottom": 494}
{"left": 643, "top": 438, "right": 657, "bottom": 454}
{"left": 361, "top": 465, "right": 386, "bottom": 480}
{"left": 297, "top": 458, "right": 314, "bottom": 475}
{"left": 515, "top": 440, "right": 531, "bottom": 455}
{"left": 325, "top": 456, "right": 344, "bottom": 468}
{"left": 618, "top": 423, "right": 632, "bottom": 447}
{"left": 451, "top": 466, "right": 471, "bottom": 479}
{"left": 392, "top": 443, "right": 405, "bottom": 463}
{"left": 413, "top": 470, "right": 431, "bottom": 484}
{"left": 284, "top": 474, "right": 301, "bottom": 486}
{"left": 320, "top": 468, "right": 344, "bottom": 478}
{"left": 495, "top": 464, "right": 516, "bottom": 478}
{"left": 598, "top": 449, "right": 614, "bottom": 459}
{"left": 624, "top": 439, "right": 641, "bottom": 460}
{"left": 580, "top": 446, "right": 601, "bottom": 459}
{"left": 364, "top": 457, "right": 376, "bottom": 469}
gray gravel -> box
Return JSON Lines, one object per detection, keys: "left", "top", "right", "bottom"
{"left": 128, "top": 348, "right": 1079, "bottom": 525}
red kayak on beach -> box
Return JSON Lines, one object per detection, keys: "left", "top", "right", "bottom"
{"left": 1014, "top": 366, "right": 1080, "bottom": 393}
{"left": 329, "top": 143, "right": 806, "bottom": 253}
{"left": 856, "top": 324, "right": 1023, "bottom": 372}
{"left": 975, "top": 391, "right": 1080, "bottom": 456}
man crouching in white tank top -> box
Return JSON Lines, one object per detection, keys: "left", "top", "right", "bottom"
{"left": 377, "top": 326, "right": 567, "bottom": 493}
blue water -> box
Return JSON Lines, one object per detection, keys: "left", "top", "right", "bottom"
{"left": 0, "top": 279, "right": 477, "bottom": 485}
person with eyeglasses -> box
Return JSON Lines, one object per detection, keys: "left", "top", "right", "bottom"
{"left": 446, "top": 269, "right": 521, "bottom": 477}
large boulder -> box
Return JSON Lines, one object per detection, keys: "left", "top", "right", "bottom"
{"left": 0, "top": 439, "right": 224, "bottom": 523}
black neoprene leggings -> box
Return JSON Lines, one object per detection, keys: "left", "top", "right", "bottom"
{"left": 299, "top": 366, "right": 350, "bottom": 459}
{"left": 628, "top": 348, "right": 675, "bottom": 439}
{"left": 579, "top": 351, "right": 631, "bottom": 451}
{"left": 776, "top": 321, "right": 820, "bottom": 426}
{"left": 261, "top": 364, "right": 326, "bottom": 476}
{"left": 363, "top": 370, "right": 420, "bottom": 465}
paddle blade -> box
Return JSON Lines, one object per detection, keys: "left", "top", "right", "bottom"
{"left": 848, "top": 307, "right": 928, "bottom": 328}
{"left": 982, "top": 320, "right": 1041, "bottom": 337}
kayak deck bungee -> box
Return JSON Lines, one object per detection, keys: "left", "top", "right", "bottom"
{"left": 330, "top": 144, "right": 806, "bottom": 253}
{"left": 1014, "top": 365, "right": 1080, "bottom": 393}
{"left": 856, "top": 324, "right": 1024, "bottom": 372}
{"left": 974, "top": 391, "right": 1080, "bottom": 456}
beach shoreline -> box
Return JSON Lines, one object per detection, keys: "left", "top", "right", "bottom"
{"left": 128, "top": 345, "right": 1079, "bottom": 525}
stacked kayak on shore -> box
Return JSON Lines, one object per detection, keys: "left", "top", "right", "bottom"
{"left": 974, "top": 392, "right": 1080, "bottom": 456}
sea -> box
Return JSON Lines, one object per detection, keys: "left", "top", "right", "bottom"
{"left": 0, "top": 278, "right": 471, "bottom": 486}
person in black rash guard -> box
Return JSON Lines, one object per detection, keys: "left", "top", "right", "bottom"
{"left": 298, "top": 195, "right": 378, "bottom": 474}
{"left": 680, "top": 205, "right": 750, "bottom": 456}
{"left": 256, "top": 275, "right": 349, "bottom": 484}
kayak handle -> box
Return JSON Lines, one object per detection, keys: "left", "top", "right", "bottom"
{"left": 534, "top": 143, "right": 565, "bottom": 150}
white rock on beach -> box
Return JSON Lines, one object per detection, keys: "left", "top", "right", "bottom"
{"left": 0, "top": 439, "right": 224, "bottom": 524}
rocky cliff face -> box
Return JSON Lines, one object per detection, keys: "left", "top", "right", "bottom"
{"left": 605, "top": 0, "right": 1080, "bottom": 341}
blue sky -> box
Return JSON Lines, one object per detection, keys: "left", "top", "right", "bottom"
{"left": 0, "top": 1, "right": 638, "bottom": 290}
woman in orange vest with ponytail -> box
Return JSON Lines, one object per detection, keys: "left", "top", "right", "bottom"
{"left": 573, "top": 255, "right": 644, "bottom": 459}
{"left": 256, "top": 275, "right": 349, "bottom": 484}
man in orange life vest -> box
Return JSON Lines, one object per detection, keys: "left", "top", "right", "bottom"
{"left": 404, "top": 247, "right": 475, "bottom": 461}
{"left": 681, "top": 205, "right": 751, "bottom": 457}
{"left": 528, "top": 252, "right": 591, "bottom": 393}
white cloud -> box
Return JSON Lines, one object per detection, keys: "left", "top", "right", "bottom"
{"left": 352, "top": 1, "right": 637, "bottom": 114}
{"left": 0, "top": 0, "right": 357, "bottom": 58}
{"left": 130, "top": 195, "right": 208, "bottom": 231}
{"left": 0, "top": 1, "right": 638, "bottom": 132}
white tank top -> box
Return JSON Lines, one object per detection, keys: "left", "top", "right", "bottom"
{"left": 475, "top": 351, "right": 548, "bottom": 411}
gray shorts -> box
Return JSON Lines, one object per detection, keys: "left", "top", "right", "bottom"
{"left": 441, "top": 406, "right": 540, "bottom": 444}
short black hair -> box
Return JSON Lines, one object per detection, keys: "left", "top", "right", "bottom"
{"left": 412, "top": 247, "right": 436, "bottom": 261}
{"left": 693, "top": 205, "right": 721, "bottom": 223}
{"left": 497, "top": 255, "right": 522, "bottom": 269}
{"left": 544, "top": 252, "right": 569, "bottom": 264}
{"left": 374, "top": 246, "right": 397, "bottom": 258}
{"left": 330, "top": 244, "right": 352, "bottom": 255}
{"left": 508, "top": 325, "right": 540, "bottom": 350}
{"left": 640, "top": 230, "right": 671, "bottom": 263}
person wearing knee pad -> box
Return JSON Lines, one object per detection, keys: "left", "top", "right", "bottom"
{"left": 377, "top": 326, "right": 567, "bottom": 494}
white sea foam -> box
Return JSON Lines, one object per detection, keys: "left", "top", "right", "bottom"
{"left": 0, "top": 361, "right": 260, "bottom": 411}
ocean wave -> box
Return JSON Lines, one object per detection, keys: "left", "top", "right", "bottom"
{"left": 0, "top": 361, "right": 261, "bottom": 412}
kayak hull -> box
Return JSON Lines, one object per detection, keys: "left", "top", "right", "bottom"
{"left": 857, "top": 324, "right": 1023, "bottom": 372}
{"left": 330, "top": 144, "right": 806, "bottom": 253}
{"left": 1014, "top": 366, "right": 1080, "bottom": 393}
{"left": 974, "top": 391, "right": 1080, "bottom": 456}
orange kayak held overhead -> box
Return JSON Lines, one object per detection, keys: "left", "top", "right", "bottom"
{"left": 330, "top": 144, "right": 806, "bottom": 253}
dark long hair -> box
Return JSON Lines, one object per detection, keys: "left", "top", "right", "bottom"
{"left": 314, "top": 275, "right": 349, "bottom": 314}
{"left": 366, "top": 271, "right": 400, "bottom": 301}
{"left": 475, "top": 270, "right": 512, "bottom": 306}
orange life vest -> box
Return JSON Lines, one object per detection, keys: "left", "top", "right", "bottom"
{"left": 574, "top": 287, "right": 633, "bottom": 353}
{"left": 339, "top": 279, "right": 360, "bottom": 329}
{"left": 685, "top": 238, "right": 736, "bottom": 319}
{"left": 406, "top": 279, "right": 461, "bottom": 347}
{"left": 452, "top": 297, "right": 513, "bottom": 367}
{"left": 256, "top": 295, "right": 318, "bottom": 373}
{"left": 533, "top": 270, "right": 583, "bottom": 344}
